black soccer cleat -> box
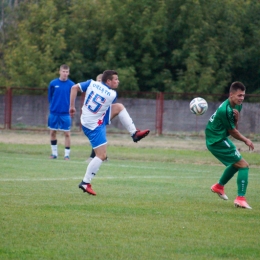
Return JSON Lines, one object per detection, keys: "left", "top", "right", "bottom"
{"left": 132, "top": 129, "right": 150, "bottom": 143}
{"left": 78, "top": 181, "right": 96, "bottom": 195}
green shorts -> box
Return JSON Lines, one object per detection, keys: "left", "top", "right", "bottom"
{"left": 206, "top": 138, "right": 242, "bottom": 166}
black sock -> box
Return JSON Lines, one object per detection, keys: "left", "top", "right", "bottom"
{"left": 51, "top": 140, "right": 57, "bottom": 145}
{"left": 90, "top": 149, "right": 96, "bottom": 158}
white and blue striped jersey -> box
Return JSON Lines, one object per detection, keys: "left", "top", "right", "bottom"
{"left": 78, "top": 80, "right": 117, "bottom": 130}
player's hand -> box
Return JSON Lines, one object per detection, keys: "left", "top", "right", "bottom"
{"left": 245, "top": 138, "right": 254, "bottom": 151}
{"left": 233, "top": 109, "right": 239, "bottom": 122}
{"left": 69, "top": 107, "right": 76, "bottom": 117}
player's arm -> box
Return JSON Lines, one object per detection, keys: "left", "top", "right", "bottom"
{"left": 69, "top": 84, "right": 81, "bottom": 117}
{"left": 48, "top": 84, "right": 53, "bottom": 103}
{"left": 228, "top": 128, "right": 254, "bottom": 150}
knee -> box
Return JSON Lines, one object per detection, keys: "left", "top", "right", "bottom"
{"left": 95, "top": 150, "right": 107, "bottom": 161}
{"left": 97, "top": 153, "right": 107, "bottom": 161}
{"left": 50, "top": 131, "right": 56, "bottom": 139}
{"left": 64, "top": 132, "right": 70, "bottom": 138}
{"left": 233, "top": 159, "right": 249, "bottom": 169}
{"left": 118, "top": 103, "right": 125, "bottom": 110}
{"left": 241, "top": 160, "right": 249, "bottom": 168}
{"left": 113, "top": 103, "right": 125, "bottom": 113}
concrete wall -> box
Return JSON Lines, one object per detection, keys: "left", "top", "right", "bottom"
{"left": 109, "top": 98, "right": 260, "bottom": 134}
{"left": 1, "top": 95, "right": 259, "bottom": 134}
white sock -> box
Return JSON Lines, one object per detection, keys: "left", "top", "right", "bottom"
{"left": 118, "top": 108, "right": 136, "bottom": 135}
{"left": 51, "top": 145, "right": 58, "bottom": 156}
{"left": 65, "top": 148, "right": 70, "bottom": 157}
{"left": 83, "top": 157, "right": 103, "bottom": 183}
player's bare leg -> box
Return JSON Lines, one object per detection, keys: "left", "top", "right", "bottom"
{"left": 79, "top": 145, "right": 107, "bottom": 195}
{"left": 64, "top": 131, "right": 71, "bottom": 160}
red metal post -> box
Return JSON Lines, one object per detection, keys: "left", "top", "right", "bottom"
{"left": 5, "top": 88, "right": 12, "bottom": 129}
{"left": 155, "top": 92, "right": 164, "bottom": 135}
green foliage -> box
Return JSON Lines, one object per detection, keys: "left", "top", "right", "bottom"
{"left": 116, "top": 67, "right": 139, "bottom": 91}
{"left": 65, "top": 0, "right": 101, "bottom": 81}
{"left": 170, "top": 0, "right": 249, "bottom": 94}
{"left": 1, "top": 0, "right": 260, "bottom": 95}
{"left": 2, "top": 0, "right": 67, "bottom": 87}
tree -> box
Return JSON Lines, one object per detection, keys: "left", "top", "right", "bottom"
{"left": 1, "top": 0, "right": 260, "bottom": 96}
{"left": 2, "top": 0, "right": 67, "bottom": 88}
{"left": 95, "top": 0, "right": 170, "bottom": 91}
{"left": 230, "top": 0, "right": 260, "bottom": 94}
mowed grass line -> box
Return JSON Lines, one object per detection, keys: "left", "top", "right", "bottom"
{"left": 0, "top": 144, "right": 260, "bottom": 260}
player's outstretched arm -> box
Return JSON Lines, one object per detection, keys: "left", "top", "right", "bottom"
{"left": 244, "top": 139, "right": 254, "bottom": 151}
{"left": 228, "top": 128, "right": 254, "bottom": 150}
{"left": 70, "top": 84, "right": 80, "bottom": 117}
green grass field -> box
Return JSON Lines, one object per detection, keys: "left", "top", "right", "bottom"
{"left": 1, "top": 138, "right": 260, "bottom": 260}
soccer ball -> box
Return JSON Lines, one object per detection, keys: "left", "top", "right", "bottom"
{"left": 189, "top": 97, "right": 208, "bottom": 115}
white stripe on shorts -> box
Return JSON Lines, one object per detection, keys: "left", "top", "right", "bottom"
{"left": 224, "top": 140, "right": 230, "bottom": 147}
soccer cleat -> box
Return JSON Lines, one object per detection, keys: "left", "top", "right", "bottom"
{"left": 132, "top": 129, "right": 150, "bottom": 143}
{"left": 64, "top": 156, "right": 70, "bottom": 160}
{"left": 78, "top": 181, "right": 96, "bottom": 196}
{"left": 50, "top": 154, "right": 57, "bottom": 159}
{"left": 211, "top": 183, "right": 228, "bottom": 200}
{"left": 234, "top": 196, "right": 252, "bottom": 209}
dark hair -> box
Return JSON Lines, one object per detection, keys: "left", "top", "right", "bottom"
{"left": 102, "top": 70, "right": 118, "bottom": 83}
{"left": 230, "top": 81, "right": 246, "bottom": 92}
{"left": 60, "top": 64, "right": 70, "bottom": 70}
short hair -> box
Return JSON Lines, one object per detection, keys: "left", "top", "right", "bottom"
{"left": 60, "top": 64, "right": 70, "bottom": 70}
{"left": 102, "top": 70, "right": 118, "bottom": 83}
{"left": 96, "top": 74, "right": 103, "bottom": 82}
{"left": 230, "top": 81, "right": 246, "bottom": 93}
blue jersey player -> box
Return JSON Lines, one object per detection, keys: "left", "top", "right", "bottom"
{"left": 70, "top": 70, "right": 150, "bottom": 195}
{"left": 48, "top": 64, "right": 75, "bottom": 160}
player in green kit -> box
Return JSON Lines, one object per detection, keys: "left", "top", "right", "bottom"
{"left": 205, "top": 82, "right": 254, "bottom": 209}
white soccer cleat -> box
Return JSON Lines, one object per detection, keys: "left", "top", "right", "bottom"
{"left": 211, "top": 183, "right": 228, "bottom": 200}
{"left": 234, "top": 196, "right": 252, "bottom": 209}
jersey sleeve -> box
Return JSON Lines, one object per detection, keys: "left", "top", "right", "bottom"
{"left": 78, "top": 80, "right": 92, "bottom": 92}
{"left": 112, "top": 95, "right": 117, "bottom": 104}
{"left": 223, "top": 107, "right": 236, "bottom": 130}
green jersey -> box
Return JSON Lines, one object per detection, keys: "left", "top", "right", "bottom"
{"left": 205, "top": 99, "right": 242, "bottom": 145}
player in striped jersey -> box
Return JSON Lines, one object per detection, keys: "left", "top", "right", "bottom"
{"left": 70, "top": 70, "right": 150, "bottom": 195}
